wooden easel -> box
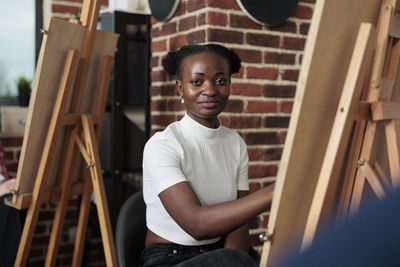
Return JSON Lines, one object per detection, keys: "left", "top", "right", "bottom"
{"left": 5, "top": 0, "right": 119, "bottom": 266}
{"left": 302, "top": 0, "right": 400, "bottom": 251}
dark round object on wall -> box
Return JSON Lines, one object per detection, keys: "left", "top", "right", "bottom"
{"left": 236, "top": 0, "right": 299, "bottom": 26}
{"left": 149, "top": 0, "right": 180, "bottom": 22}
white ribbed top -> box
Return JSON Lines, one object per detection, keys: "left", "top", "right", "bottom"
{"left": 142, "top": 114, "right": 249, "bottom": 246}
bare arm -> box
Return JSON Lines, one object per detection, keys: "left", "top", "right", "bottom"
{"left": 158, "top": 182, "right": 274, "bottom": 240}
{"left": 223, "top": 190, "right": 250, "bottom": 253}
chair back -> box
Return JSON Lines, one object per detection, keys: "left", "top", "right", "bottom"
{"left": 115, "top": 190, "right": 146, "bottom": 267}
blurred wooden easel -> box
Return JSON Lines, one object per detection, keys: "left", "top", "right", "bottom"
{"left": 302, "top": 0, "right": 400, "bottom": 249}
{"left": 260, "top": 0, "right": 400, "bottom": 265}
{"left": 5, "top": 0, "right": 119, "bottom": 266}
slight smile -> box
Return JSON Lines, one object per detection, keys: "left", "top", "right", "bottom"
{"left": 198, "top": 101, "right": 220, "bottom": 108}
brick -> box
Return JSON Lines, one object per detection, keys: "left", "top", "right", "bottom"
{"left": 230, "top": 14, "right": 261, "bottom": 30}
{"left": 263, "top": 84, "right": 296, "bottom": 98}
{"left": 249, "top": 164, "right": 278, "bottom": 178}
{"left": 34, "top": 224, "right": 47, "bottom": 234}
{"left": 179, "top": 16, "right": 197, "bottom": 31}
{"left": 219, "top": 115, "right": 261, "bottom": 128}
{"left": 150, "top": 56, "right": 159, "bottom": 68}
{"left": 294, "top": 5, "right": 314, "bottom": 19}
{"left": 150, "top": 26, "right": 160, "bottom": 38}
{"left": 167, "top": 99, "right": 186, "bottom": 111}
{"left": 161, "top": 22, "right": 177, "bottom": 36}
{"left": 206, "top": 11, "right": 228, "bottom": 26}
{"left": 198, "top": 13, "right": 206, "bottom": 26}
{"left": 261, "top": 214, "right": 270, "bottom": 228}
{"left": 246, "top": 33, "right": 280, "bottom": 48}
{"left": 206, "top": 0, "right": 240, "bottom": 10}
{"left": 279, "top": 101, "right": 294, "bottom": 113}
{"left": 29, "top": 259, "right": 46, "bottom": 267}
{"left": 1, "top": 137, "right": 23, "bottom": 147}
{"left": 5, "top": 162, "right": 18, "bottom": 172}
{"left": 300, "top": 23, "right": 310, "bottom": 35}
{"left": 169, "top": 35, "right": 187, "bottom": 50}
{"left": 266, "top": 21, "right": 297, "bottom": 33}
{"left": 28, "top": 248, "right": 44, "bottom": 258}
{"left": 246, "top": 101, "right": 277, "bottom": 113}
{"left": 188, "top": 0, "right": 206, "bottom": 12}
{"left": 151, "top": 70, "right": 167, "bottom": 82}
{"left": 151, "top": 100, "right": 167, "bottom": 111}
{"left": 151, "top": 39, "right": 167, "bottom": 52}
{"left": 249, "top": 182, "right": 261, "bottom": 193}
{"left": 234, "top": 48, "right": 262, "bottom": 64}
{"left": 175, "top": 1, "right": 187, "bottom": 16}
{"left": 59, "top": 244, "right": 74, "bottom": 254}
{"left": 32, "top": 236, "right": 50, "bottom": 246}
{"left": 264, "top": 116, "right": 291, "bottom": 128}
{"left": 208, "top": 29, "right": 244, "bottom": 44}
{"left": 224, "top": 99, "right": 243, "bottom": 113}
{"left": 279, "top": 131, "right": 287, "bottom": 144}
{"left": 51, "top": 4, "right": 80, "bottom": 14}
{"left": 3, "top": 150, "right": 14, "bottom": 160}
{"left": 151, "top": 115, "right": 176, "bottom": 126}
{"left": 150, "top": 84, "right": 177, "bottom": 96}
{"left": 264, "top": 52, "right": 296, "bottom": 65}
{"left": 281, "top": 37, "right": 306, "bottom": 51}
{"left": 38, "top": 210, "right": 55, "bottom": 221}
{"left": 264, "top": 148, "right": 283, "bottom": 161}
{"left": 187, "top": 30, "right": 206, "bottom": 44}
{"left": 244, "top": 132, "right": 279, "bottom": 145}
{"left": 247, "top": 67, "right": 278, "bottom": 80}
{"left": 248, "top": 148, "right": 263, "bottom": 161}
{"left": 282, "top": 69, "right": 300, "bottom": 81}
{"left": 249, "top": 215, "right": 260, "bottom": 229}
{"left": 231, "top": 83, "right": 262, "bottom": 96}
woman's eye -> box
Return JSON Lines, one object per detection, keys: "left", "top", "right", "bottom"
{"left": 216, "top": 78, "right": 227, "bottom": 85}
{"left": 191, "top": 79, "right": 202, "bottom": 86}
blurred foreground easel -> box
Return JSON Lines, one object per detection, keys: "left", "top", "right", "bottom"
{"left": 5, "top": 0, "right": 119, "bottom": 266}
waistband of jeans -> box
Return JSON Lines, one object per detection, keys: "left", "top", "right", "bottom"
{"left": 145, "top": 238, "right": 224, "bottom": 254}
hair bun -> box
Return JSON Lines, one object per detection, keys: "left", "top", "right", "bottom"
{"left": 162, "top": 51, "right": 178, "bottom": 75}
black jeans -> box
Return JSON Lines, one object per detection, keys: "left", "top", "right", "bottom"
{"left": 141, "top": 239, "right": 259, "bottom": 267}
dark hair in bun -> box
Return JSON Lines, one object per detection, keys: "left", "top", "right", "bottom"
{"left": 162, "top": 44, "right": 242, "bottom": 78}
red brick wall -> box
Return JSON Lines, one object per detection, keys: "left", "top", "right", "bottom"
{"left": 150, "top": 0, "right": 315, "bottom": 252}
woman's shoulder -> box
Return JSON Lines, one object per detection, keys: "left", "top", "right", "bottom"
{"left": 145, "top": 122, "right": 183, "bottom": 150}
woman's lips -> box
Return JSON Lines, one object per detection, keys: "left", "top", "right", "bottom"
{"left": 199, "top": 101, "right": 219, "bottom": 108}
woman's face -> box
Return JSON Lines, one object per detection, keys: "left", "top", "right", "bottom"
{"left": 176, "top": 52, "right": 230, "bottom": 128}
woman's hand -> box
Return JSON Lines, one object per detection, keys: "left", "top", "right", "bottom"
{"left": 0, "top": 178, "right": 16, "bottom": 197}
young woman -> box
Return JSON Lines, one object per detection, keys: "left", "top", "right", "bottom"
{"left": 142, "top": 44, "right": 275, "bottom": 266}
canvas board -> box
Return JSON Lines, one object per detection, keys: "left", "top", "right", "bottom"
{"left": 13, "top": 18, "right": 118, "bottom": 200}
{"left": 260, "top": 0, "right": 381, "bottom": 265}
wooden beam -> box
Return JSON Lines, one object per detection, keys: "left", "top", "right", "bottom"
{"left": 371, "top": 101, "right": 400, "bottom": 120}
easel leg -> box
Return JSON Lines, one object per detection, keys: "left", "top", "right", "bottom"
{"left": 81, "top": 115, "right": 117, "bottom": 267}
{"left": 72, "top": 174, "right": 93, "bottom": 267}
{"left": 45, "top": 127, "right": 78, "bottom": 267}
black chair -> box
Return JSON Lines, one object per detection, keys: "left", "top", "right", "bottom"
{"left": 115, "top": 190, "right": 147, "bottom": 267}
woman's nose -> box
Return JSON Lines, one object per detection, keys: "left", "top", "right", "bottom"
{"left": 202, "top": 82, "right": 217, "bottom": 96}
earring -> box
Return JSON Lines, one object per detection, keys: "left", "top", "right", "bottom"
{"left": 181, "top": 97, "right": 184, "bottom": 104}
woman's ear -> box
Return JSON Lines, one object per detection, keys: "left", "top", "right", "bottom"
{"left": 176, "top": 80, "right": 183, "bottom": 96}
